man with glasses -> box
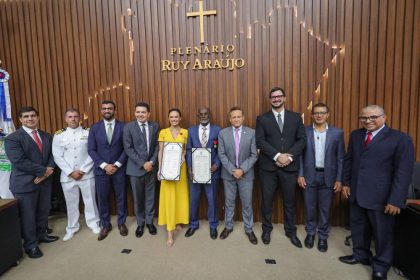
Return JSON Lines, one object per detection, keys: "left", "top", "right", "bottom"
{"left": 88, "top": 100, "right": 128, "bottom": 240}
{"left": 339, "top": 105, "right": 414, "bottom": 280}
{"left": 297, "top": 103, "right": 345, "bottom": 252}
{"left": 256, "top": 87, "right": 306, "bottom": 247}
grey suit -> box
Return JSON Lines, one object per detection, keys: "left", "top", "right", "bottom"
{"left": 218, "top": 126, "right": 257, "bottom": 232}
{"left": 123, "top": 120, "right": 160, "bottom": 226}
{"left": 5, "top": 127, "right": 55, "bottom": 250}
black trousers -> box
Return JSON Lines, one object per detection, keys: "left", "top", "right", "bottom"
{"left": 13, "top": 183, "right": 52, "bottom": 250}
{"left": 260, "top": 168, "right": 298, "bottom": 235}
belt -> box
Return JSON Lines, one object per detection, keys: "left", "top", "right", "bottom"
{"left": 315, "top": 167, "right": 324, "bottom": 172}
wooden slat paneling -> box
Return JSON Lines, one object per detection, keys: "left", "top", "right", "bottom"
{"left": 0, "top": 0, "right": 419, "bottom": 226}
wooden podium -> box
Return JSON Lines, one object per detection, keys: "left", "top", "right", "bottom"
{"left": 0, "top": 199, "right": 22, "bottom": 275}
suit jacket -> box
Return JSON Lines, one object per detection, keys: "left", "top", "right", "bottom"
{"left": 256, "top": 109, "right": 307, "bottom": 172}
{"left": 298, "top": 125, "right": 345, "bottom": 188}
{"left": 5, "top": 128, "right": 55, "bottom": 193}
{"left": 218, "top": 126, "right": 258, "bottom": 181}
{"left": 88, "top": 120, "right": 127, "bottom": 176}
{"left": 186, "top": 124, "right": 221, "bottom": 180}
{"left": 123, "top": 120, "right": 160, "bottom": 176}
{"left": 343, "top": 125, "right": 414, "bottom": 210}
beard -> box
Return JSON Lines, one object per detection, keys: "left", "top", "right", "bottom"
{"left": 103, "top": 113, "right": 115, "bottom": 121}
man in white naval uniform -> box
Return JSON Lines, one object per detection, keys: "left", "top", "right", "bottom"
{"left": 52, "top": 108, "right": 100, "bottom": 241}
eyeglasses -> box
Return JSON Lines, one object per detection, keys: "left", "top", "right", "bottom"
{"left": 270, "top": 95, "right": 285, "bottom": 99}
{"left": 358, "top": 114, "right": 384, "bottom": 122}
{"left": 312, "top": 112, "right": 328, "bottom": 116}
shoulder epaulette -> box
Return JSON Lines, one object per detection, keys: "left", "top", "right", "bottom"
{"left": 55, "top": 128, "right": 66, "bottom": 135}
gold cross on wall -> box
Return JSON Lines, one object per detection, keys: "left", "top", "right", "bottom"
{"left": 187, "top": 0, "right": 217, "bottom": 44}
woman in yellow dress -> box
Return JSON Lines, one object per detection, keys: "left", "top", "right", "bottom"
{"left": 157, "top": 108, "right": 189, "bottom": 246}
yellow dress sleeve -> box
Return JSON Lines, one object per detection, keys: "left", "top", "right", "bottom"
{"left": 158, "top": 129, "right": 166, "bottom": 142}
{"left": 182, "top": 129, "right": 188, "bottom": 145}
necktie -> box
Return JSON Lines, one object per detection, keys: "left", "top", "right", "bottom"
{"left": 364, "top": 131, "right": 372, "bottom": 147}
{"left": 106, "top": 123, "right": 113, "bottom": 144}
{"left": 234, "top": 128, "right": 240, "bottom": 168}
{"left": 32, "top": 130, "right": 43, "bottom": 152}
{"left": 277, "top": 113, "right": 283, "bottom": 133}
{"left": 141, "top": 123, "right": 149, "bottom": 153}
{"left": 201, "top": 126, "right": 208, "bottom": 147}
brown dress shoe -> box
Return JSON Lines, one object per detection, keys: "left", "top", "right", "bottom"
{"left": 98, "top": 226, "right": 112, "bottom": 241}
{"left": 219, "top": 228, "right": 233, "bottom": 239}
{"left": 118, "top": 224, "right": 128, "bottom": 236}
{"left": 246, "top": 231, "right": 258, "bottom": 245}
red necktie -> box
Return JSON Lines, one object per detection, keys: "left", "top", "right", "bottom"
{"left": 32, "top": 130, "right": 43, "bottom": 152}
{"left": 364, "top": 131, "right": 372, "bottom": 147}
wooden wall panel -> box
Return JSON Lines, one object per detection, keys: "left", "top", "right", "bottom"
{"left": 0, "top": 0, "right": 419, "bottom": 226}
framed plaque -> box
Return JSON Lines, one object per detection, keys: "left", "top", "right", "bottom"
{"left": 192, "top": 148, "right": 211, "bottom": 184}
{"left": 160, "top": 142, "right": 183, "bottom": 181}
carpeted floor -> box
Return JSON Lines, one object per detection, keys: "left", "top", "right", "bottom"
{"left": 1, "top": 215, "right": 402, "bottom": 280}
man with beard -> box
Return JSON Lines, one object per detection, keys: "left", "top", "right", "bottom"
{"left": 5, "top": 107, "right": 58, "bottom": 258}
{"left": 52, "top": 108, "right": 101, "bottom": 241}
{"left": 185, "top": 107, "right": 221, "bottom": 239}
{"left": 256, "top": 87, "right": 306, "bottom": 247}
{"left": 88, "top": 100, "right": 128, "bottom": 240}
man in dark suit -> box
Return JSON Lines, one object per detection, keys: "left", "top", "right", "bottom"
{"left": 185, "top": 107, "right": 221, "bottom": 239}
{"left": 5, "top": 107, "right": 58, "bottom": 258}
{"left": 218, "top": 107, "right": 258, "bottom": 244}
{"left": 123, "top": 102, "right": 159, "bottom": 238}
{"left": 298, "top": 103, "right": 345, "bottom": 252}
{"left": 256, "top": 87, "right": 306, "bottom": 247}
{"left": 88, "top": 100, "right": 128, "bottom": 240}
{"left": 339, "top": 105, "right": 414, "bottom": 280}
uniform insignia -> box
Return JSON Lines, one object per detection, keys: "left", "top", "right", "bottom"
{"left": 55, "top": 128, "right": 66, "bottom": 135}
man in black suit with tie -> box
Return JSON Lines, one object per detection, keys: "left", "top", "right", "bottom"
{"left": 256, "top": 87, "right": 306, "bottom": 247}
{"left": 5, "top": 107, "right": 59, "bottom": 258}
{"left": 339, "top": 105, "right": 414, "bottom": 280}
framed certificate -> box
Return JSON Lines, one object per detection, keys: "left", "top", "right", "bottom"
{"left": 192, "top": 148, "right": 211, "bottom": 184}
{"left": 160, "top": 142, "right": 183, "bottom": 181}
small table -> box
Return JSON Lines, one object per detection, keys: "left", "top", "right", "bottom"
{"left": 0, "top": 199, "right": 22, "bottom": 275}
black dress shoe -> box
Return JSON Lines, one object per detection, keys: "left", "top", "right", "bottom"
{"left": 39, "top": 235, "right": 59, "bottom": 243}
{"left": 318, "top": 239, "right": 328, "bottom": 252}
{"left": 135, "top": 225, "right": 144, "bottom": 238}
{"left": 210, "top": 228, "right": 218, "bottom": 239}
{"left": 98, "top": 226, "right": 112, "bottom": 241}
{"left": 146, "top": 224, "right": 157, "bottom": 235}
{"left": 246, "top": 231, "right": 258, "bottom": 245}
{"left": 288, "top": 234, "right": 302, "bottom": 248}
{"left": 261, "top": 232, "right": 271, "bottom": 245}
{"left": 219, "top": 228, "right": 233, "bottom": 239}
{"left": 185, "top": 227, "right": 197, "bottom": 237}
{"left": 372, "top": 271, "right": 387, "bottom": 280}
{"left": 118, "top": 224, "right": 128, "bottom": 236}
{"left": 339, "top": 255, "right": 371, "bottom": 265}
{"left": 304, "top": 235, "right": 315, "bottom": 248}
{"left": 25, "top": 247, "right": 43, "bottom": 258}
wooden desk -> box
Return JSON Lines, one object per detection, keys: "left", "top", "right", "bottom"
{"left": 0, "top": 199, "right": 22, "bottom": 275}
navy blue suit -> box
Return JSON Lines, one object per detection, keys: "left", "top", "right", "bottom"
{"left": 343, "top": 125, "right": 414, "bottom": 274}
{"left": 298, "top": 125, "right": 345, "bottom": 239}
{"left": 88, "top": 120, "right": 128, "bottom": 228}
{"left": 186, "top": 124, "right": 221, "bottom": 230}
